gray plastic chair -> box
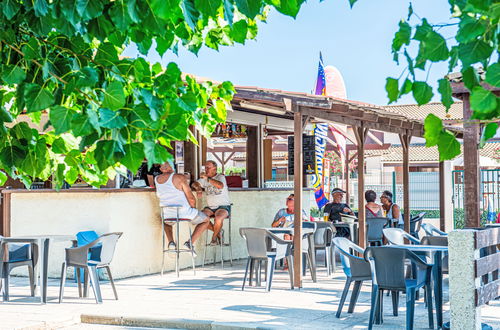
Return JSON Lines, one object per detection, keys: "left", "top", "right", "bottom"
{"left": 383, "top": 228, "right": 420, "bottom": 245}
{"left": 313, "top": 221, "right": 336, "bottom": 276}
{"left": 364, "top": 247, "right": 434, "bottom": 330}
{"left": 300, "top": 221, "right": 317, "bottom": 280}
{"left": 366, "top": 217, "right": 389, "bottom": 246}
{"left": 421, "top": 223, "right": 447, "bottom": 237}
{"left": 59, "top": 232, "right": 122, "bottom": 304}
{"left": 332, "top": 237, "right": 371, "bottom": 318}
{"left": 410, "top": 212, "right": 426, "bottom": 239}
{"left": 0, "top": 236, "right": 36, "bottom": 301}
{"left": 239, "top": 227, "right": 294, "bottom": 292}
{"left": 421, "top": 235, "right": 449, "bottom": 274}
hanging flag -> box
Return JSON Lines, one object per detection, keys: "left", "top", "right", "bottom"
{"left": 312, "top": 123, "right": 329, "bottom": 209}
{"left": 315, "top": 52, "right": 326, "bottom": 96}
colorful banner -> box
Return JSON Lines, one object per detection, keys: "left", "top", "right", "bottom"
{"left": 312, "top": 123, "right": 329, "bottom": 209}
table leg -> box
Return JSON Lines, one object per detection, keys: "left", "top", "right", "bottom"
{"left": 42, "top": 238, "right": 49, "bottom": 304}
{"left": 433, "top": 251, "right": 443, "bottom": 328}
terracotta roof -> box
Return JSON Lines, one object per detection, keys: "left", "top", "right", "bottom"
{"left": 366, "top": 142, "right": 500, "bottom": 163}
{"left": 383, "top": 102, "right": 464, "bottom": 121}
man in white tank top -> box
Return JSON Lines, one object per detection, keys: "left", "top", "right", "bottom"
{"left": 156, "top": 161, "right": 209, "bottom": 254}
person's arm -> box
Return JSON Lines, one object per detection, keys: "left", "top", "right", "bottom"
{"left": 147, "top": 174, "right": 155, "bottom": 188}
{"left": 191, "top": 181, "right": 203, "bottom": 191}
{"left": 178, "top": 175, "right": 197, "bottom": 208}
{"left": 207, "top": 175, "right": 224, "bottom": 189}
{"left": 393, "top": 204, "right": 401, "bottom": 220}
{"left": 272, "top": 210, "right": 285, "bottom": 227}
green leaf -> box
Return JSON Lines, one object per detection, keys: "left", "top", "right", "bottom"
{"left": 412, "top": 81, "right": 433, "bottom": 105}
{"left": 235, "top": 0, "right": 262, "bottom": 18}
{"left": 76, "top": 0, "right": 104, "bottom": 20}
{"left": 110, "top": 1, "right": 133, "bottom": 30}
{"left": 223, "top": 0, "right": 234, "bottom": 25}
{"left": 230, "top": 20, "right": 248, "bottom": 44}
{"left": 399, "top": 79, "right": 412, "bottom": 96}
{"left": 102, "top": 81, "right": 126, "bottom": 111}
{"left": 437, "top": 79, "right": 453, "bottom": 111}
{"left": 94, "top": 42, "right": 119, "bottom": 67}
{"left": 24, "top": 83, "right": 54, "bottom": 113}
{"left": 99, "top": 108, "right": 128, "bottom": 129}
{"left": 348, "top": 0, "right": 357, "bottom": 8}
{"left": 392, "top": 20, "right": 411, "bottom": 52}
{"left": 470, "top": 86, "right": 497, "bottom": 114}
{"left": 22, "top": 38, "right": 41, "bottom": 60}
{"left": 121, "top": 143, "right": 145, "bottom": 173}
{"left": 462, "top": 66, "right": 480, "bottom": 90}
{"left": 418, "top": 30, "right": 449, "bottom": 62}
{"left": 480, "top": 122, "right": 498, "bottom": 148}
{"left": 144, "top": 140, "right": 169, "bottom": 167}
{"left": 437, "top": 131, "right": 461, "bottom": 161}
{"left": 71, "top": 112, "right": 95, "bottom": 136}
{"left": 485, "top": 63, "right": 500, "bottom": 87}
{"left": 385, "top": 77, "right": 399, "bottom": 103}
{"left": 2, "top": 65, "right": 26, "bottom": 84}
{"left": 50, "top": 106, "right": 74, "bottom": 135}
{"left": 33, "top": 0, "right": 49, "bottom": 17}
{"left": 458, "top": 40, "right": 494, "bottom": 67}
{"left": 0, "top": 145, "right": 26, "bottom": 168}
{"left": 181, "top": 0, "right": 200, "bottom": 29}
{"left": 0, "top": 107, "right": 13, "bottom": 122}
{"left": 267, "top": 0, "right": 305, "bottom": 18}
{"left": 151, "top": 0, "right": 180, "bottom": 20}
{"left": 195, "top": 0, "right": 221, "bottom": 17}
{"left": 456, "top": 18, "right": 487, "bottom": 43}
{"left": 0, "top": 171, "right": 8, "bottom": 186}
{"left": 52, "top": 137, "right": 69, "bottom": 154}
{"left": 2, "top": 0, "right": 20, "bottom": 19}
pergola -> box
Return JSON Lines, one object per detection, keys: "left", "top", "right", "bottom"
{"left": 233, "top": 86, "right": 463, "bottom": 288}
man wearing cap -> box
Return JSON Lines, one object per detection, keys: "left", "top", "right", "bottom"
{"left": 155, "top": 160, "right": 209, "bottom": 256}
{"left": 323, "top": 188, "right": 354, "bottom": 237}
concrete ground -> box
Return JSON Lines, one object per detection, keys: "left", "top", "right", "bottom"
{"left": 1, "top": 257, "right": 499, "bottom": 330}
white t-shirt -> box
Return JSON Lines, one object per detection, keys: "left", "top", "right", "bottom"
{"left": 197, "top": 173, "right": 231, "bottom": 208}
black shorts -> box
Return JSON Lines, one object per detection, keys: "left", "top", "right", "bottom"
{"left": 203, "top": 205, "right": 231, "bottom": 215}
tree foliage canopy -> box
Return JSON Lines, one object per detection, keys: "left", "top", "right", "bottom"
{"left": 375, "top": 0, "right": 499, "bottom": 160}
{"left": 0, "top": 0, "right": 306, "bottom": 188}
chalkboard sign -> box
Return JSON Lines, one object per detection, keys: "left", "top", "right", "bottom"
{"left": 288, "top": 135, "right": 316, "bottom": 175}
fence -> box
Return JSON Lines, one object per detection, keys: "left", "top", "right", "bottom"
{"left": 453, "top": 169, "right": 500, "bottom": 227}
{"left": 351, "top": 171, "right": 440, "bottom": 213}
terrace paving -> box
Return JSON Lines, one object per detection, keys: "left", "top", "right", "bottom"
{"left": 1, "top": 257, "right": 499, "bottom": 330}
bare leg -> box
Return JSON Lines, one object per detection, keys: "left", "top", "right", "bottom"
{"left": 163, "top": 224, "right": 174, "bottom": 243}
{"left": 190, "top": 220, "right": 210, "bottom": 243}
{"left": 202, "top": 208, "right": 215, "bottom": 233}
{"left": 211, "top": 209, "right": 228, "bottom": 243}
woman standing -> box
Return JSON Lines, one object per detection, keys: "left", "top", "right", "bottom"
{"left": 380, "top": 190, "right": 403, "bottom": 227}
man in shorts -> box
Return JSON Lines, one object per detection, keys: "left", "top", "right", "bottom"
{"left": 192, "top": 160, "right": 231, "bottom": 245}
{"left": 156, "top": 160, "right": 209, "bottom": 255}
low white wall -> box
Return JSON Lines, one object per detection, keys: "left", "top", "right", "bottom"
{"left": 9, "top": 189, "right": 312, "bottom": 278}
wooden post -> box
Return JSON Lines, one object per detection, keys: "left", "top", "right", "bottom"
{"left": 246, "top": 126, "right": 259, "bottom": 188}
{"left": 263, "top": 139, "right": 273, "bottom": 181}
{"left": 293, "top": 109, "right": 303, "bottom": 288}
{"left": 439, "top": 161, "right": 446, "bottom": 231}
{"left": 2, "top": 192, "right": 11, "bottom": 237}
{"left": 462, "top": 95, "right": 481, "bottom": 228}
{"left": 399, "top": 131, "right": 411, "bottom": 234}
{"left": 344, "top": 152, "right": 350, "bottom": 205}
{"left": 354, "top": 125, "right": 368, "bottom": 248}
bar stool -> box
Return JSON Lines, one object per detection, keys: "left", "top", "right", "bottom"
{"left": 202, "top": 205, "right": 233, "bottom": 269}
{"left": 160, "top": 205, "right": 196, "bottom": 277}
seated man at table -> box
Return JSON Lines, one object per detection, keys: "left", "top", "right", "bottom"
{"left": 323, "top": 188, "right": 354, "bottom": 238}
{"left": 192, "top": 160, "right": 231, "bottom": 245}
{"left": 271, "top": 194, "right": 309, "bottom": 239}
{"left": 156, "top": 160, "right": 209, "bottom": 255}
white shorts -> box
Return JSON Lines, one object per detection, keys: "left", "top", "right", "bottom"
{"left": 161, "top": 206, "right": 208, "bottom": 225}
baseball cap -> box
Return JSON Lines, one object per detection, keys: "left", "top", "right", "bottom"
{"left": 332, "top": 188, "right": 346, "bottom": 194}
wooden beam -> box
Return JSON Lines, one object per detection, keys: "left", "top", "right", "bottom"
{"left": 302, "top": 115, "right": 310, "bottom": 130}
{"left": 293, "top": 111, "right": 303, "bottom": 288}
{"left": 462, "top": 95, "right": 481, "bottom": 227}
{"left": 300, "top": 107, "right": 425, "bottom": 137}
{"left": 399, "top": 131, "right": 411, "bottom": 234}
{"left": 439, "top": 161, "right": 446, "bottom": 231}
{"left": 263, "top": 139, "right": 273, "bottom": 181}
{"left": 2, "top": 192, "right": 11, "bottom": 236}
{"left": 246, "top": 126, "right": 259, "bottom": 188}
{"left": 354, "top": 125, "right": 368, "bottom": 248}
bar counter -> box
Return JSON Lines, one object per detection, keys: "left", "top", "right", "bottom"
{"left": 2, "top": 187, "right": 313, "bottom": 278}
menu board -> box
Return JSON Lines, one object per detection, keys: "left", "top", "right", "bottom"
{"left": 288, "top": 135, "right": 316, "bottom": 175}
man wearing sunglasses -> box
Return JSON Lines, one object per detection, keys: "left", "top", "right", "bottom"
{"left": 323, "top": 188, "right": 354, "bottom": 237}
{"left": 271, "top": 194, "right": 309, "bottom": 229}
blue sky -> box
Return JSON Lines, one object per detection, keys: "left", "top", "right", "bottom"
{"left": 123, "top": 0, "right": 456, "bottom": 106}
